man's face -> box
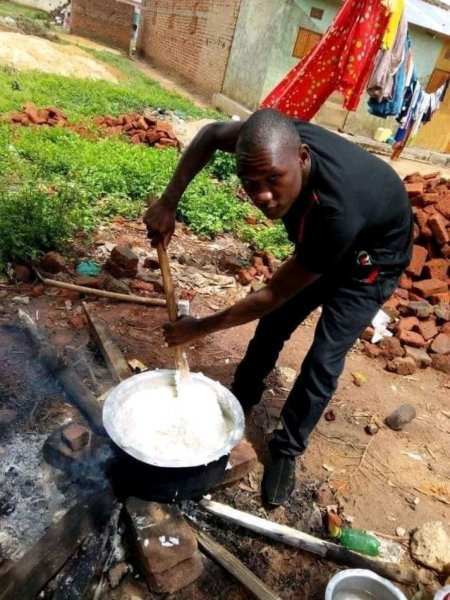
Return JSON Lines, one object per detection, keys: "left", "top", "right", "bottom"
{"left": 236, "top": 144, "right": 309, "bottom": 220}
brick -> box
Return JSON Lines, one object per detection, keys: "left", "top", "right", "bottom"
{"left": 406, "top": 245, "right": 428, "bottom": 276}
{"left": 396, "top": 316, "right": 419, "bottom": 333}
{"left": 129, "top": 280, "right": 154, "bottom": 293}
{"left": 396, "top": 287, "right": 409, "bottom": 300}
{"left": 423, "top": 171, "right": 441, "bottom": 180}
{"left": 144, "top": 553, "right": 203, "bottom": 594}
{"left": 126, "top": 498, "right": 198, "bottom": 574}
{"left": 379, "top": 336, "right": 405, "bottom": 358}
{"left": 436, "top": 197, "right": 450, "bottom": 219}
{"left": 423, "top": 259, "right": 448, "bottom": 282}
{"left": 415, "top": 211, "right": 432, "bottom": 239}
{"left": 237, "top": 268, "right": 253, "bottom": 286}
{"left": 428, "top": 214, "right": 449, "bottom": 245}
{"left": 143, "top": 257, "right": 160, "bottom": 270}
{"left": 40, "top": 251, "right": 66, "bottom": 274}
{"left": 403, "top": 346, "right": 432, "bottom": 368}
{"left": 215, "top": 439, "right": 257, "bottom": 487}
{"left": 31, "top": 284, "right": 45, "bottom": 298}
{"left": 398, "top": 273, "right": 412, "bottom": 290}
{"left": 61, "top": 423, "right": 90, "bottom": 451}
{"left": 405, "top": 181, "right": 424, "bottom": 198}
{"left": 363, "top": 342, "right": 382, "bottom": 359}
{"left": 400, "top": 300, "right": 434, "bottom": 319}
{"left": 430, "top": 333, "right": 450, "bottom": 355}
{"left": 416, "top": 318, "right": 439, "bottom": 341}
{"left": 69, "top": 314, "right": 87, "bottom": 329}
{"left": 413, "top": 223, "right": 420, "bottom": 241}
{"left": 397, "top": 330, "right": 426, "bottom": 348}
{"left": 386, "top": 356, "right": 416, "bottom": 376}
{"left": 361, "top": 326, "right": 375, "bottom": 341}
{"left": 429, "top": 292, "right": 450, "bottom": 305}
{"left": 434, "top": 303, "right": 450, "bottom": 322}
{"left": 441, "top": 244, "right": 450, "bottom": 258}
{"left": 74, "top": 275, "right": 104, "bottom": 289}
{"left": 440, "top": 322, "right": 450, "bottom": 335}
{"left": 413, "top": 279, "right": 448, "bottom": 298}
{"left": 422, "top": 193, "right": 440, "bottom": 205}
{"left": 106, "top": 245, "right": 139, "bottom": 278}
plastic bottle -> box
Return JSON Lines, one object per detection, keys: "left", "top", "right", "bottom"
{"left": 337, "top": 528, "right": 381, "bottom": 557}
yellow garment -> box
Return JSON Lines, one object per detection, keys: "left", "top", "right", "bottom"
{"left": 382, "top": 0, "right": 404, "bottom": 49}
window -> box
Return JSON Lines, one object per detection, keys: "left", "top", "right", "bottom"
{"left": 293, "top": 27, "right": 322, "bottom": 59}
{"left": 310, "top": 7, "right": 324, "bottom": 20}
{"left": 426, "top": 68, "right": 450, "bottom": 93}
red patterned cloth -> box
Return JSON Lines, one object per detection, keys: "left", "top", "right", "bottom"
{"left": 261, "top": 0, "right": 391, "bottom": 119}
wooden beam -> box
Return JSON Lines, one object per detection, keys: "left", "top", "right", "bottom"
{"left": 0, "top": 489, "right": 116, "bottom": 600}
{"left": 200, "top": 499, "right": 420, "bottom": 586}
{"left": 83, "top": 303, "right": 131, "bottom": 383}
{"left": 192, "top": 524, "right": 282, "bottom": 600}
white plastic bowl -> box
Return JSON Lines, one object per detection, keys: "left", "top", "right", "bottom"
{"left": 325, "top": 569, "right": 407, "bottom": 600}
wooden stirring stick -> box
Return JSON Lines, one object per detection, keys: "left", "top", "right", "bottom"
{"left": 157, "top": 243, "right": 190, "bottom": 379}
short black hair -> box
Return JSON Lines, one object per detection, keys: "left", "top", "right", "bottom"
{"left": 236, "top": 108, "right": 301, "bottom": 154}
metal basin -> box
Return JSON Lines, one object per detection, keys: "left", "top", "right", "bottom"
{"left": 325, "top": 569, "right": 407, "bottom": 600}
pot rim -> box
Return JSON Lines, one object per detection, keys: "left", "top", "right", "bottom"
{"left": 103, "top": 369, "right": 245, "bottom": 468}
{"left": 325, "top": 569, "right": 407, "bottom": 600}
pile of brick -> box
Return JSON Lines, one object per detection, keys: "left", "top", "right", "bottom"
{"left": 364, "top": 171, "right": 450, "bottom": 375}
{"left": 8, "top": 104, "right": 181, "bottom": 149}
{"left": 92, "top": 113, "right": 181, "bottom": 148}
{"left": 9, "top": 103, "right": 68, "bottom": 127}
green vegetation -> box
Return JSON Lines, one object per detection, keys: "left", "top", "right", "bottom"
{"left": 0, "top": 49, "right": 291, "bottom": 269}
{"left": 0, "top": 1, "right": 47, "bottom": 20}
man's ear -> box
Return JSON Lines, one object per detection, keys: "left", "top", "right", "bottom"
{"left": 299, "top": 143, "right": 310, "bottom": 168}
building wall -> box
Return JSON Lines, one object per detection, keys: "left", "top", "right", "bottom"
{"left": 71, "top": 0, "right": 135, "bottom": 53}
{"left": 137, "top": 0, "right": 241, "bottom": 95}
{"left": 409, "top": 25, "right": 443, "bottom": 84}
{"left": 10, "top": 0, "right": 66, "bottom": 11}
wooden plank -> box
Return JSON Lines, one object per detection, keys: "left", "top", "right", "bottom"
{"left": 83, "top": 302, "right": 131, "bottom": 383}
{"left": 0, "top": 489, "right": 116, "bottom": 600}
{"left": 200, "top": 499, "right": 420, "bottom": 586}
{"left": 193, "top": 525, "right": 282, "bottom": 600}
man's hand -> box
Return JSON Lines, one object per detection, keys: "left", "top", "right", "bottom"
{"left": 163, "top": 316, "right": 203, "bottom": 347}
{"left": 144, "top": 196, "right": 176, "bottom": 248}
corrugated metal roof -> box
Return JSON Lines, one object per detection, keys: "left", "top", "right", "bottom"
{"left": 405, "top": 0, "right": 450, "bottom": 36}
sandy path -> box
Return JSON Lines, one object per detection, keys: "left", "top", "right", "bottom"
{"left": 0, "top": 32, "right": 119, "bottom": 82}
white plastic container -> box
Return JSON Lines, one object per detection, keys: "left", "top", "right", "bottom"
{"left": 434, "top": 586, "right": 450, "bottom": 600}
{"left": 325, "top": 569, "right": 407, "bottom": 600}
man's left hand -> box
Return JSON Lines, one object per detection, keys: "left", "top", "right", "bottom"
{"left": 163, "top": 316, "right": 204, "bottom": 347}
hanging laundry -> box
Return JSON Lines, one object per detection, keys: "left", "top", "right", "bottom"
{"left": 381, "top": 0, "right": 404, "bottom": 50}
{"left": 261, "top": 0, "right": 391, "bottom": 120}
{"left": 367, "top": 14, "right": 408, "bottom": 102}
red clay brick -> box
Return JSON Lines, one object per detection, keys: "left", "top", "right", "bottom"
{"left": 396, "top": 288, "right": 410, "bottom": 300}
{"left": 436, "top": 197, "right": 450, "bottom": 219}
{"left": 428, "top": 213, "right": 449, "bottom": 245}
{"left": 379, "top": 337, "right": 405, "bottom": 358}
{"left": 430, "top": 333, "right": 450, "bottom": 354}
{"left": 441, "top": 244, "right": 450, "bottom": 258}
{"left": 416, "top": 318, "right": 439, "bottom": 341}
{"left": 440, "top": 322, "right": 450, "bottom": 335}
{"left": 423, "top": 259, "right": 449, "bottom": 282}
{"left": 397, "top": 330, "right": 426, "bottom": 348}
{"left": 364, "top": 343, "right": 382, "bottom": 359}
{"left": 61, "top": 423, "right": 90, "bottom": 451}
{"left": 129, "top": 280, "right": 154, "bottom": 293}
{"left": 431, "top": 354, "right": 450, "bottom": 374}
{"left": 405, "top": 181, "right": 424, "bottom": 198}
{"left": 398, "top": 273, "right": 412, "bottom": 290}
{"left": 406, "top": 245, "right": 428, "bottom": 276}
{"left": 396, "top": 316, "right": 419, "bottom": 333}
{"left": 412, "top": 279, "right": 448, "bottom": 298}
{"left": 422, "top": 193, "right": 440, "bottom": 205}
{"left": 415, "top": 211, "right": 432, "bottom": 239}
{"left": 215, "top": 439, "right": 257, "bottom": 487}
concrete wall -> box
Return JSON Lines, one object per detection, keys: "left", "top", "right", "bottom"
{"left": 137, "top": 0, "right": 241, "bottom": 95}
{"left": 9, "top": 0, "right": 66, "bottom": 11}
{"left": 409, "top": 25, "right": 443, "bottom": 84}
{"left": 71, "top": 0, "right": 135, "bottom": 53}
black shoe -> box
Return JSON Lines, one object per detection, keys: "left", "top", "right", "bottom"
{"left": 261, "top": 455, "right": 296, "bottom": 507}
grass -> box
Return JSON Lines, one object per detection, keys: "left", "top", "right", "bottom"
{"left": 0, "top": 1, "right": 47, "bottom": 20}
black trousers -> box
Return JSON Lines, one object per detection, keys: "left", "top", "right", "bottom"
{"left": 231, "top": 271, "right": 399, "bottom": 458}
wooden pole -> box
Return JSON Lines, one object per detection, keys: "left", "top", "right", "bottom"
{"left": 35, "top": 272, "right": 166, "bottom": 307}
{"left": 192, "top": 525, "right": 282, "bottom": 600}
{"left": 156, "top": 243, "right": 189, "bottom": 378}
{"left": 200, "top": 499, "right": 420, "bottom": 586}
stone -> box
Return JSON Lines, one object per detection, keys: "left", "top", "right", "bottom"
{"left": 363, "top": 343, "right": 382, "bottom": 359}
{"left": 430, "top": 333, "right": 450, "bottom": 355}
{"left": 126, "top": 498, "right": 198, "bottom": 575}
{"left": 441, "top": 322, "right": 450, "bottom": 335}
{"left": 431, "top": 354, "right": 450, "bottom": 374}
{"left": 143, "top": 257, "right": 160, "bottom": 270}
{"left": 412, "top": 279, "right": 448, "bottom": 298}
{"left": 31, "top": 285, "right": 44, "bottom": 298}
{"left": 143, "top": 553, "right": 203, "bottom": 594}
{"left": 406, "top": 245, "right": 428, "bottom": 277}
{"left": 410, "top": 522, "right": 450, "bottom": 572}
{"left": 218, "top": 254, "right": 244, "bottom": 274}
{"left": 106, "top": 245, "right": 139, "bottom": 278}
{"left": 397, "top": 330, "right": 426, "bottom": 348}
{"left": 142, "top": 275, "right": 164, "bottom": 294}
{"left": 385, "top": 403, "right": 417, "bottom": 430}
{"left": 108, "top": 562, "right": 128, "bottom": 589}
{"left": 103, "top": 275, "right": 130, "bottom": 295}
{"left": 379, "top": 337, "right": 405, "bottom": 359}
{"left": 386, "top": 357, "right": 416, "bottom": 376}
{"left": 14, "top": 264, "right": 32, "bottom": 282}
{"left": 40, "top": 251, "right": 66, "bottom": 274}
{"left": 365, "top": 423, "right": 379, "bottom": 435}
{"left": 416, "top": 318, "right": 439, "bottom": 341}
{"left": 61, "top": 423, "right": 90, "bottom": 452}
{"left": 74, "top": 275, "right": 104, "bottom": 289}
{"left": 403, "top": 346, "right": 432, "bottom": 368}
{"left": 434, "top": 303, "right": 450, "bottom": 322}
{"left": 0, "top": 408, "right": 17, "bottom": 426}
{"left": 278, "top": 366, "right": 297, "bottom": 385}
{"left": 315, "top": 483, "right": 335, "bottom": 506}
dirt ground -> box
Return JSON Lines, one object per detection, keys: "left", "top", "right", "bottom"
{"left": 0, "top": 32, "right": 120, "bottom": 81}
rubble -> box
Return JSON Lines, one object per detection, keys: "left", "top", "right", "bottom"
{"left": 385, "top": 403, "right": 417, "bottom": 430}
{"left": 106, "top": 245, "right": 139, "bottom": 279}
{"left": 40, "top": 251, "right": 66, "bottom": 274}
{"left": 7, "top": 104, "right": 181, "bottom": 149}
{"left": 410, "top": 521, "right": 450, "bottom": 572}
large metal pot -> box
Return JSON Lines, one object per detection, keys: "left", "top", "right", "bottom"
{"left": 103, "top": 370, "right": 245, "bottom": 502}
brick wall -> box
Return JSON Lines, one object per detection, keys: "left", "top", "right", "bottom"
{"left": 137, "top": 0, "right": 242, "bottom": 95}
{"left": 71, "top": 0, "right": 135, "bottom": 53}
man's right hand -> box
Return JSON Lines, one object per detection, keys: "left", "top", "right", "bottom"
{"left": 144, "top": 197, "right": 176, "bottom": 248}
